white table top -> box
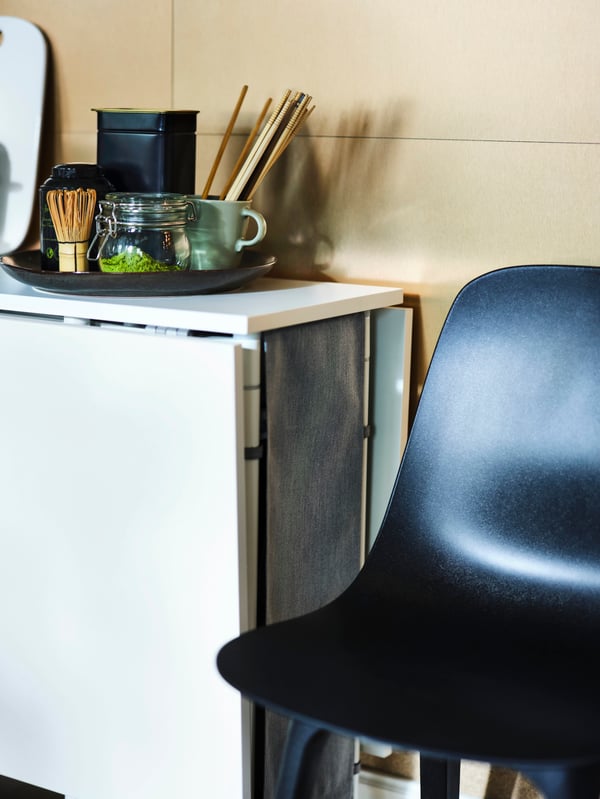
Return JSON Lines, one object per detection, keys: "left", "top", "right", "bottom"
{"left": 0, "top": 270, "right": 404, "bottom": 335}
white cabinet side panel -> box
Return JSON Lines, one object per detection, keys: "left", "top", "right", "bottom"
{"left": 368, "top": 307, "right": 413, "bottom": 548}
{"left": 0, "top": 316, "right": 245, "bottom": 799}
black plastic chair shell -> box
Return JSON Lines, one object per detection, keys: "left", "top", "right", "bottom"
{"left": 218, "top": 264, "right": 600, "bottom": 799}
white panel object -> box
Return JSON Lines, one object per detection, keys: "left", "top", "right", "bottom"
{"left": 0, "top": 17, "right": 47, "bottom": 254}
{"left": 233, "top": 333, "right": 262, "bottom": 633}
{"left": 233, "top": 334, "right": 262, "bottom": 799}
{"left": 0, "top": 270, "right": 404, "bottom": 334}
{"left": 367, "top": 307, "right": 413, "bottom": 548}
{"left": 0, "top": 315, "right": 246, "bottom": 799}
{"left": 360, "top": 312, "right": 372, "bottom": 559}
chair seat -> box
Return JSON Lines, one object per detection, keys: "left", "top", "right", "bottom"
{"left": 218, "top": 596, "right": 600, "bottom": 767}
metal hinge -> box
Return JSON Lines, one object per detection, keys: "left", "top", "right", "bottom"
{"left": 144, "top": 325, "right": 191, "bottom": 336}
{"left": 244, "top": 445, "right": 264, "bottom": 461}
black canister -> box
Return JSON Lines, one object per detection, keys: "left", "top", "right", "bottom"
{"left": 94, "top": 109, "right": 199, "bottom": 194}
{"left": 40, "top": 163, "right": 114, "bottom": 271}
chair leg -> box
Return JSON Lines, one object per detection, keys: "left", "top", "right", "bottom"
{"left": 420, "top": 755, "right": 461, "bottom": 799}
{"left": 274, "top": 718, "right": 330, "bottom": 799}
{"left": 521, "top": 763, "right": 600, "bottom": 799}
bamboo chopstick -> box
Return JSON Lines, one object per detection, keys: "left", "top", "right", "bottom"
{"left": 246, "top": 106, "right": 315, "bottom": 201}
{"left": 224, "top": 89, "right": 294, "bottom": 201}
{"left": 204, "top": 86, "right": 315, "bottom": 202}
{"left": 244, "top": 96, "right": 313, "bottom": 201}
{"left": 219, "top": 97, "right": 272, "bottom": 200}
{"left": 201, "top": 84, "right": 248, "bottom": 199}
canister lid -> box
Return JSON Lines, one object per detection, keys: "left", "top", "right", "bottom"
{"left": 93, "top": 108, "right": 199, "bottom": 133}
{"left": 51, "top": 163, "right": 107, "bottom": 179}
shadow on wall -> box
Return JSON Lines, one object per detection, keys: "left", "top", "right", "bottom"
{"left": 256, "top": 101, "right": 409, "bottom": 281}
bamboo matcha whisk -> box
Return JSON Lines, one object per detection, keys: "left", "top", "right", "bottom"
{"left": 46, "top": 188, "right": 97, "bottom": 272}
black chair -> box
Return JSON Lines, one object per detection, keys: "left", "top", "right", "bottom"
{"left": 218, "top": 264, "right": 600, "bottom": 799}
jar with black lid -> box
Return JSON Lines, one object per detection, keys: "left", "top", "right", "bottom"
{"left": 40, "top": 163, "right": 114, "bottom": 271}
{"left": 94, "top": 109, "right": 198, "bottom": 193}
{"left": 88, "top": 192, "right": 193, "bottom": 273}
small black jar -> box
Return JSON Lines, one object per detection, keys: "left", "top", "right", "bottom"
{"left": 39, "top": 163, "right": 114, "bottom": 271}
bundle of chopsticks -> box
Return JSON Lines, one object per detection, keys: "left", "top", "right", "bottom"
{"left": 202, "top": 86, "right": 315, "bottom": 201}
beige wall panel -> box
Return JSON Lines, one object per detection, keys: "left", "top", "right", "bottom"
{"left": 3, "top": 0, "right": 174, "bottom": 133}
{"left": 241, "top": 134, "right": 600, "bottom": 391}
{"left": 252, "top": 137, "right": 600, "bottom": 280}
{"left": 56, "top": 133, "right": 97, "bottom": 165}
{"left": 174, "top": 0, "right": 600, "bottom": 142}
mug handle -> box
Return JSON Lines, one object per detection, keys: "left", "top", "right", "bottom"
{"left": 235, "top": 208, "right": 267, "bottom": 252}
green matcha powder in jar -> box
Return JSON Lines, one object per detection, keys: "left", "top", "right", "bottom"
{"left": 89, "top": 193, "right": 194, "bottom": 272}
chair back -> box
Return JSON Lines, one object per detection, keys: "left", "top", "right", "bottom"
{"left": 363, "top": 265, "right": 600, "bottom": 642}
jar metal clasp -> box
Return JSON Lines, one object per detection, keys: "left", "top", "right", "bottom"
{"left": 87, "top": 204, "right": 118, "bottom": 262}
{"left": 186, "top": 201, "right": 197, "bottom": 222}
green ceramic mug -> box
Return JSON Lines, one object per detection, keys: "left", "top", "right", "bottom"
{"left": 185, "top": 196, "right": 267, "bottom": 270}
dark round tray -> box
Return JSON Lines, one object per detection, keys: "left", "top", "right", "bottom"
{"left": 0, "top": 250, "right": 276, "bottom": 297}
